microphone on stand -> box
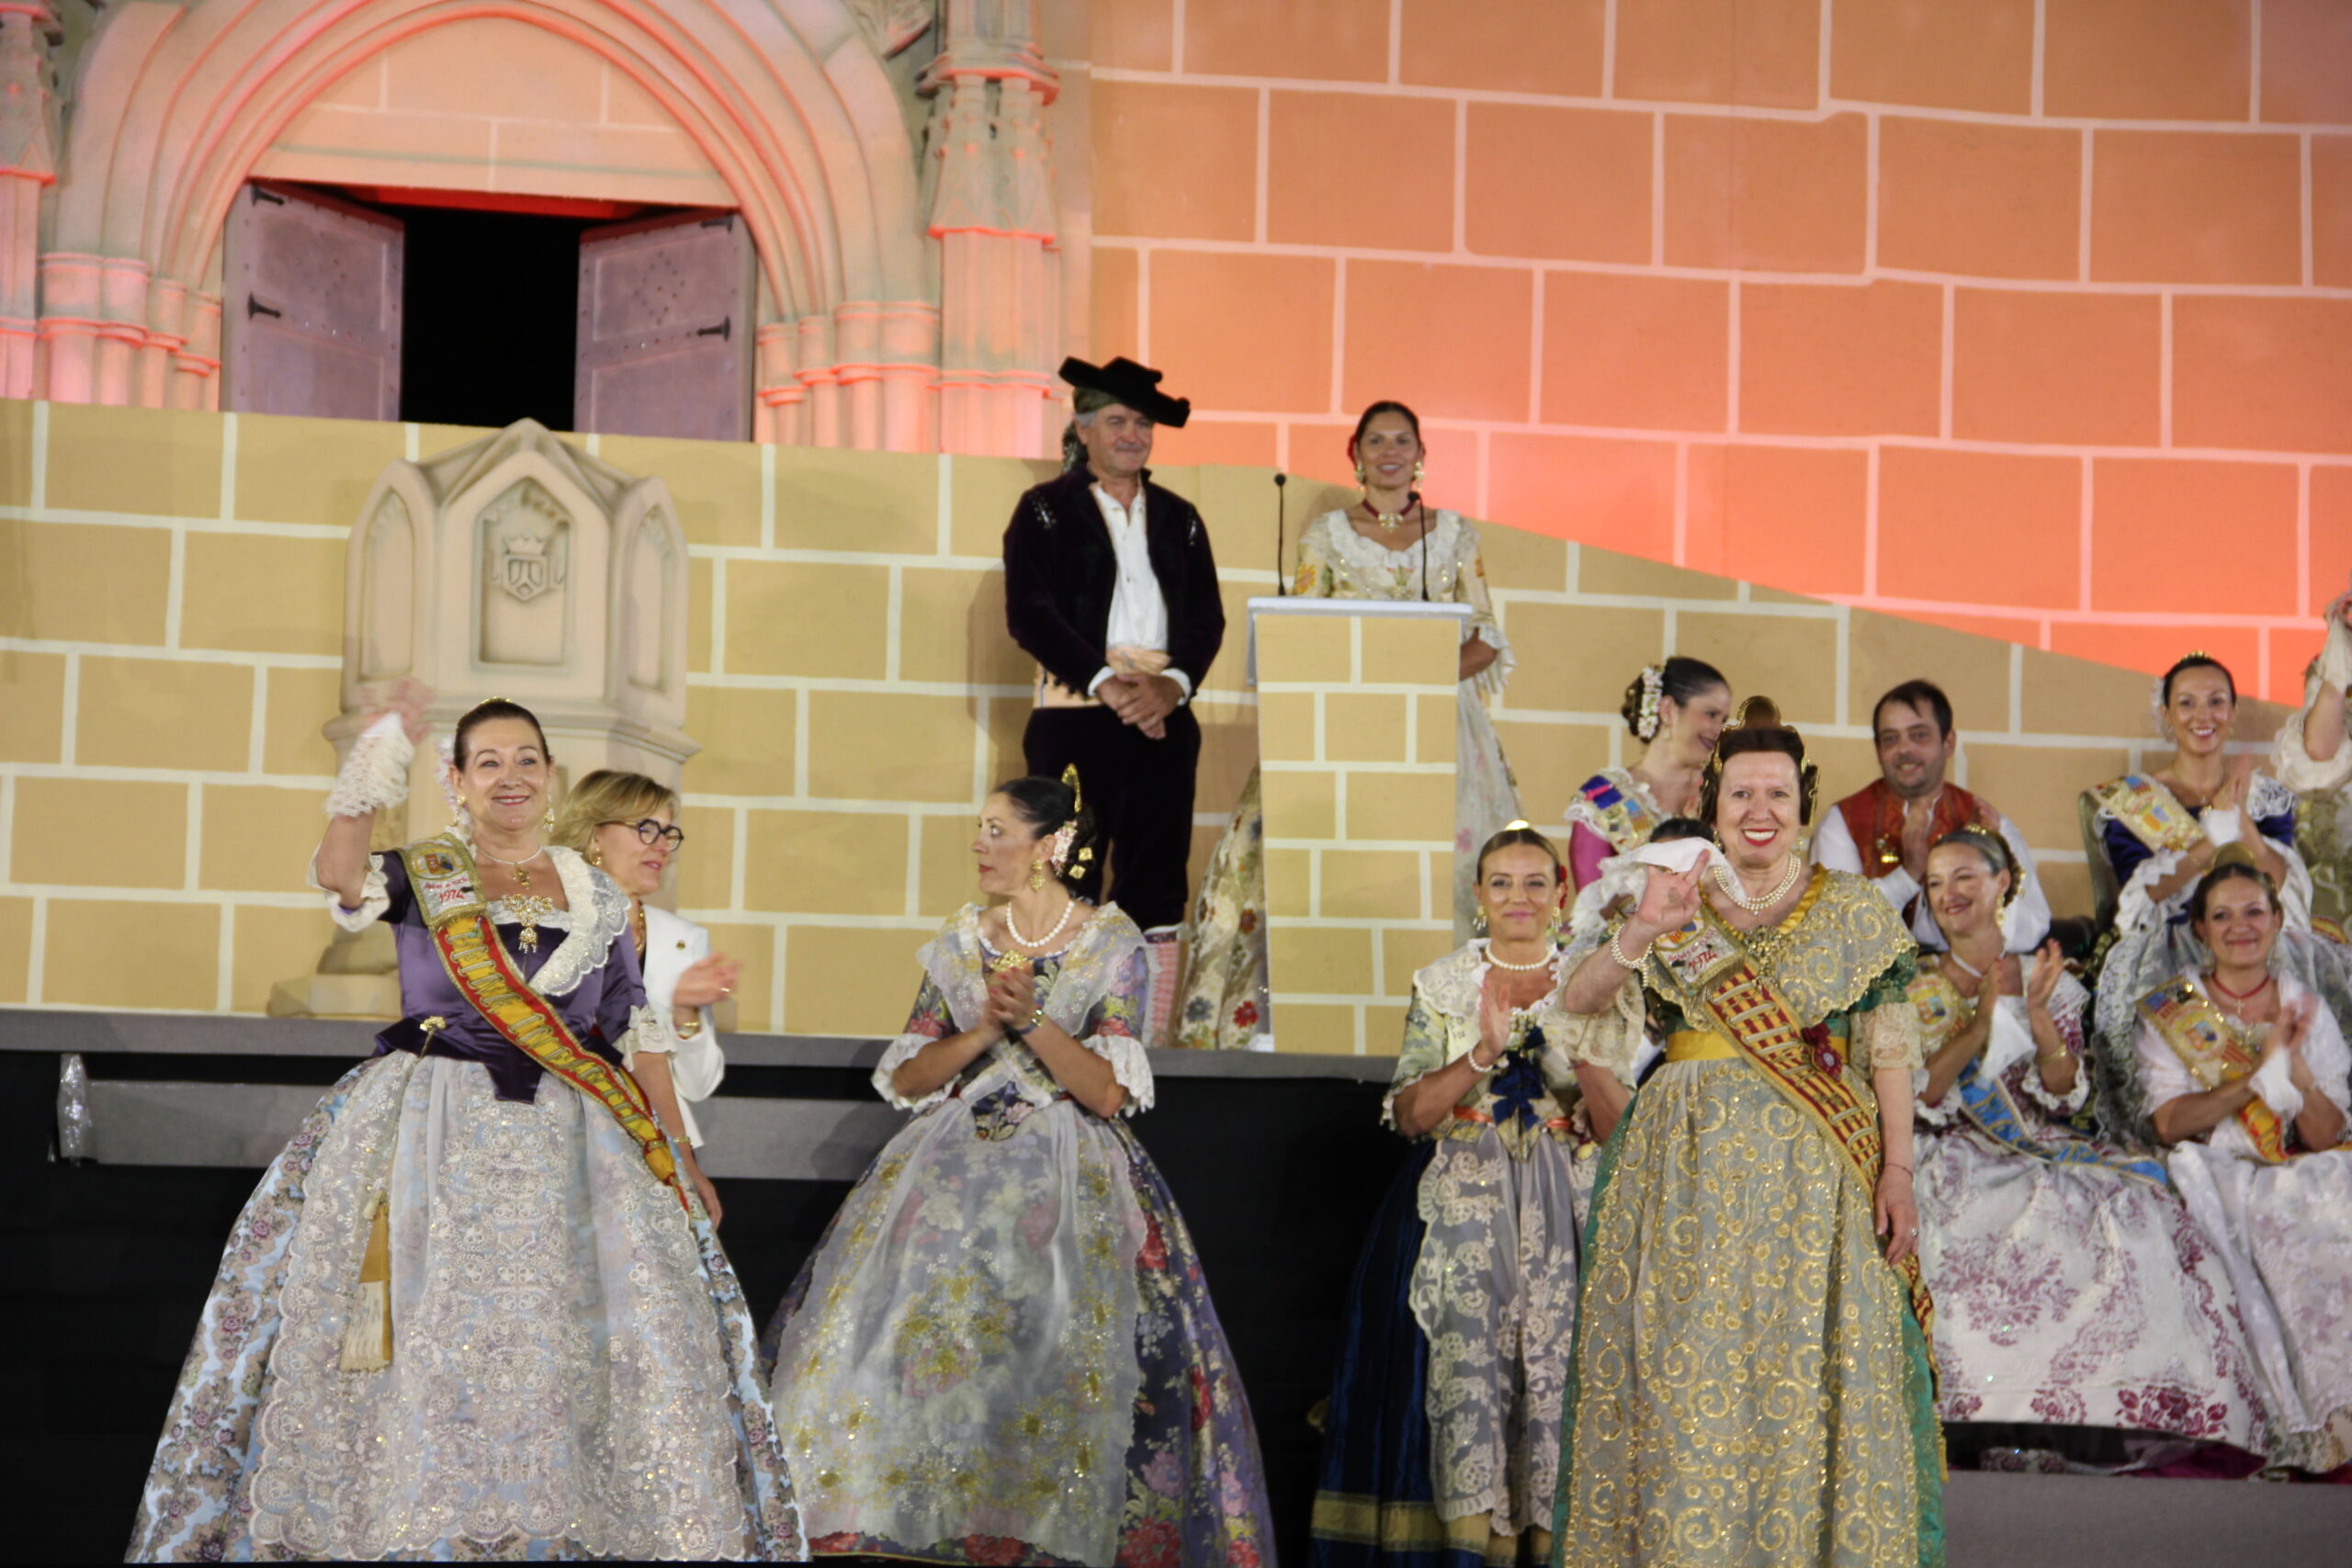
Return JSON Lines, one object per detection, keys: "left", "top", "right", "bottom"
{"left": 1273, "top": 472, "right": 1289, "bottom": 595}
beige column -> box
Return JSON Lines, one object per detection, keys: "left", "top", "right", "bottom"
{"left": 1253, "top": 600, "right": 1464, "bottom": 1055}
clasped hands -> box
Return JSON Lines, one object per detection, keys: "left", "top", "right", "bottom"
{"left": 1099, "top": 671, "right": 1182, "bottom": 738}
{"left": 985, "top": 960, "right": 1041, "bottom": 1038}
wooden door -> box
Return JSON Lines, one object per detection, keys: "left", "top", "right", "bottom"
{"left": 222, "top": 181, "right": 403, "bottom": 420}
{"left": 574, "top": 209, "right": 754, "bottom": 442}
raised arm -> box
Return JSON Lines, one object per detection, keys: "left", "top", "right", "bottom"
{"left": 1563, "top": 863, "right": 1702, "bottom": 1013}
{"left": 314, "top": 680, "right": 432, "bottom": 908}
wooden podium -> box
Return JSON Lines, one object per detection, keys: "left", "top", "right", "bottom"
{"left": 1249, "top": 597, "right": 1468, "bottom": 1055}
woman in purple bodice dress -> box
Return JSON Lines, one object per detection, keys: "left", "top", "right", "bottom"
{"left": 127, "top": 682, "right": 801, "bottom": 1562}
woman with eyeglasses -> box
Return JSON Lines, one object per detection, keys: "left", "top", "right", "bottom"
{"left": 553, "top": 770, "right": 738, "bottom": 1224}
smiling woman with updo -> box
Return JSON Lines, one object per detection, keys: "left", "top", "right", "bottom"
{"left": 128, "top": 680, "right": 800, "bottom": 1562}
{"left": 1549, "top": 698, "right": 1941, "bottom": 1568}
{"left": 764, "top": 771, "right": 1275, "bottom": 1568}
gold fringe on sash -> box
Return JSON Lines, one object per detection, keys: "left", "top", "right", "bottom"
{"left": 338, "top": 1193, "right": 393, "bottom": 1372}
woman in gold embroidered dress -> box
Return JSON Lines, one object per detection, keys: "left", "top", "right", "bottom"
{"left": 1550, "top": 699, "right": 1942, "bottom": 1568}
{"left": 765, "top": 773, "right": 1274, "bottom": 1567}
{"left": 129, "top": 684, "right": 801, "bottom": 1562}
{"left": 1308, "top": 827, "right": 1640, "bottom": 1568}
{"left": 2132, "top": 852, "right": 2352, "bottom": 1472}
{"left": 1175, "top": 401, "right": 1519, "bottom": 1049}
{"left": 1562, "top": 658, "right": 1731, "bottom": 892}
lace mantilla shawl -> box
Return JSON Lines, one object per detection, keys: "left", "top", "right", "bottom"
{"left": 876, "top": 901, "right": 1154, "bottom": 1114}
{"left": 1296, "top": 509, "right": 1513, "bottom": 702}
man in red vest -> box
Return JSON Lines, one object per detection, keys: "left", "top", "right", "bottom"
{"left": 1811, "top": 679, "right": 2052, "bottom": 953}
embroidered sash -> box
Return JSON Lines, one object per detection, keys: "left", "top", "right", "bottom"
{"left": 2137, "top": 975, "right": 2292, "bottom": 1164}
{"left": 1909, "top": 973, "right": 2169, "bottom": 1188}
{"left": 1577, "top": 772, "right": 1662, "bottom": 854}
{"left": 401, "top": 834, "right": 684, "bottom": 1203}
{"left": 1642, "top": 872, "right": 1937, "bottom": 1353}
{"left": 2094, "top": 774, "right": 2205, "bottom": 857}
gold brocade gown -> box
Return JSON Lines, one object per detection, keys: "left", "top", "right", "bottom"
{"left": 1552, "top": 871, "right": 1944, "bottom": 1568}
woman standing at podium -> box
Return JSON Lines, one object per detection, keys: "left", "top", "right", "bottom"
{"left": 1176, "top": 400, "right": 1521, "bottom": 1048}
{"left": 129, "top": 682, "right": 800, "bottom": 1562}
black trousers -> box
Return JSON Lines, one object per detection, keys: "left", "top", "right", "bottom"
{"left": 1022, "top": 704, "right": 1200, "bottom": 931}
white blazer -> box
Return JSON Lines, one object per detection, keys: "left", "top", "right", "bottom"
{"left": 637, "top": 903, "right": 725, "bottom": 1146}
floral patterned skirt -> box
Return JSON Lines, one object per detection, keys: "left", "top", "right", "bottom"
{"left": 763, "top": 1110, "right": 1274, "bottom": 1567}
{"left": 2167, "top": 1143, "right": 2352, "bottom": 1472}
{"left": 1917, "top": 1125, "right": 2267, "bottom": 1448}
{"left": 126, "top": 1053, "right": 802, "bottom": 1562}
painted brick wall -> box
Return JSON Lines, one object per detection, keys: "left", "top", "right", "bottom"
{"left": 1083, "top": 0, "right": 2352, "bottom": 703}
{"left": 0, "top": 398, "right": 2301, "bottom": 1037}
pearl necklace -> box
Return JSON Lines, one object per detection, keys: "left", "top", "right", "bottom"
{"left": 1712, "top": 853, "right": 1802, "bottom": 913}
{"left": 1485, "top": 941, "right": 1556, "bottom": 973}
{"left": 1004, "top": 894, "right": 1077, "bottom": 951}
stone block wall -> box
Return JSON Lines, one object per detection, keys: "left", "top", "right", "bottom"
{"left": 0, "top": 398, "right": 2293, "bottom": 1039}
{"left": 1087, "top": 0, "right": 2352, "bottom": 703}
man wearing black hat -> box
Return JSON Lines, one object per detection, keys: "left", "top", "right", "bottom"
{"left": 1002, "top": 356, "right": 1225, "bottom": 1043}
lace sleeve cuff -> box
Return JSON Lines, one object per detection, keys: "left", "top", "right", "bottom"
{"left": 1915, "top": 1074, "right": 1958, "bottom": 1126}
{"left": 873, "top": 1032, "right": 958, "bottom": 1113}
{"left": 1081, "top": 1031, "right": 1156, "bottom": 1115}
{"left": 1860, "top": 997, "right": 1926, "bottom": 1073}
{"left": 2020, "top": 1062, "right": 2092, "bottom": 1115}
{"left": 2248, "top": 1050, "right": 2306, "bottom": 1123}
{"left": 312, "top": 852, "right": 390, "bottom": 932}
{"left": 2115, "top": 847, "right": 2185, "bottom": 931}
{"left": 624, "top": 1003, "right": 680, "bottom": 1056}
{"left": 323, "top": 711, "right": 414, "bottom": 818}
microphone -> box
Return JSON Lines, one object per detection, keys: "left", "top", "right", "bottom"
{"left": 1272, "top": 472, "right": 1288, "bottom": 595}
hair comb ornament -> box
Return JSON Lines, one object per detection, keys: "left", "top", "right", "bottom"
{"left": 1050, "top": 764, "right": 1085, "bottom": 874}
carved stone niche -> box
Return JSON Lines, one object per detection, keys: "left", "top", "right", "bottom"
{"left": 270, "top": 419, "right": 695, "bottom": 1019}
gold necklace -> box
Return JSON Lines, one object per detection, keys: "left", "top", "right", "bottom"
{"left": 480, "top": 844, "right": 556, "bottom": 953}
{"left": 1364, "top": 494, "right": 1420, "bottom": 533}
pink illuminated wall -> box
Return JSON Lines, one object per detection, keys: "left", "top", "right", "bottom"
{"left": 1084, "top": 0, "right": 2352, "bottom": 701}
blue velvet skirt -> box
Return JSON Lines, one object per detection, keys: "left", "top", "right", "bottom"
{"left": 1309, "top": 1142, "right": 1529, "bottom": 1568}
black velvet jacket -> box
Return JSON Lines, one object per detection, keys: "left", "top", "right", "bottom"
{"left": 1001, "top": 467, "right": 1225, "bottom": 695}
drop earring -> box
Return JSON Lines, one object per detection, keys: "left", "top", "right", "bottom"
{"left": 1473, "top": 908, "right": 1489, "bottom": 935}
{"left": 1028, "top": 860, "right": 1048, "bottom": 892}
{"left": 543, "top": 805, "right": 556, "bottom": 832}
{"left": 1353, "top": 463, "right": 1366, "bottom": 484}
{"left": 1411, "top": 458, "right": 1425, "bottom": 485}
{"left": 588, "top": 841, "right": 602, "bottom": 867}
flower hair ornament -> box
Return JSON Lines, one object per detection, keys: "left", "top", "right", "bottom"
{"left": 1634, "top": 664, "right": 1665, "bottom": 741}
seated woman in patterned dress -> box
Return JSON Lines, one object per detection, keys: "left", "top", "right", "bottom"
{"left": 1309, "top": 826, "right": 1639, "bottom": 1568}
{"left": 1908, "top": 829, "right": 2266, "bottom": 1464}
{"left": 1562, "top": 657, "right": 1731, "bottom": 893}
{"left": 765, "top": 773, "right": 1275, "bottom": 1566}
{"left": 2133, "top": 850, "right": 2352, "bottom": 1473}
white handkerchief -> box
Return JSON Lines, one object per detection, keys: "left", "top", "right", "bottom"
{"left": 1627, "top": 837, "right": 1717, "bottom": 875}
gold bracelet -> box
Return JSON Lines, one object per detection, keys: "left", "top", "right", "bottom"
{"left": 675, "top": 1010, "right": 704, "bottom": 1039}
{"left": 1609, "top": 927, "right": 1652, "bottom": 969}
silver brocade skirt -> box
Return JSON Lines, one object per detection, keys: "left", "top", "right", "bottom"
{"left": 128, "top": 1053, "right": 802, "bottom": 1562}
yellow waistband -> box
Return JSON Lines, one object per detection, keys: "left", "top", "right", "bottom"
{"left": 1664, "top": 1030, "right": 1741, "bottom": 1063}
